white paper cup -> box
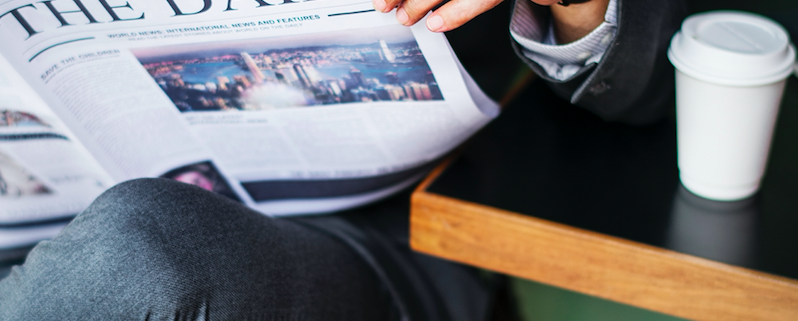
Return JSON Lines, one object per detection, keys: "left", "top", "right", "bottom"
{"left": 668, "top": 11, "right": 796, "bottom": 201}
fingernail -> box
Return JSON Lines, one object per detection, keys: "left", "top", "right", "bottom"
{"left": 396, "top": 7, "right": 409, "bottom": 25}
{"left": 426, "top": 15, "right": 444, "bottom": 32}
{"left": 372, "top": 0, "right": 386, "bottom": 12}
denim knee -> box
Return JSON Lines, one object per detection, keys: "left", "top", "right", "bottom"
{"left": 44, "top": 177, "right": 249, "bottom": 269}
{"left": 79, "top": 178, "right": 236, "bottom": 234}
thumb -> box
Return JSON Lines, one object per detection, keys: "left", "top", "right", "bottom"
{"left": 426, "top": 0, "right": 505, "bottom": 32}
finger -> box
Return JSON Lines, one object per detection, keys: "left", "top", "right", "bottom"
{"left": 395, "top": 0, "right": 443, "bottom": 26}
{"left": 424, "top": 0, "right": 504, "bottom": 32}
{"left": 531, "top": 0, "right": 560, "bottom": 5}
{"left": 372, "top": 0, "right": 402, "bottom": 13}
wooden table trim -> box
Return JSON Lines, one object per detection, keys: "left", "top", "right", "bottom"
{"left": 410, "top": 159, "right": 798, "bottom": 321}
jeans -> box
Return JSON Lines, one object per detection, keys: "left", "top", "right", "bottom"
{"left": 0, "top": 178, "right": 393, "bottom": 320}
{"left": 0, "top": 178, "right": 494, "bottom": 320}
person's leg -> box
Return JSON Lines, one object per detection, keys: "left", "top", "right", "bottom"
{"left": 292, "top": 189, "right": 499, "bottom": 321}
{"left": 0, "top": 178, "right": 393, "bottom": 320}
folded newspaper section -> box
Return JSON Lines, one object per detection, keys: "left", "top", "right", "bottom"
{"left": 0, "top": 55, "right": 112, "bottom": 226}
{"left": 0, "top": 0, "right": 499, "bottom": 233}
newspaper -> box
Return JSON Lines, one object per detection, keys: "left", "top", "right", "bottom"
{"left": 0, "top": 0, "right": 498, "bottom": 242}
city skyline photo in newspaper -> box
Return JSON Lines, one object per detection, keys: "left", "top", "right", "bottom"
{"left": 131, "top": 25, "right": 443, "bottom": 113}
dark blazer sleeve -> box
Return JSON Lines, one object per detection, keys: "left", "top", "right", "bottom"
{"left": 511, "top": 0, "right": 688, "bottom": 125}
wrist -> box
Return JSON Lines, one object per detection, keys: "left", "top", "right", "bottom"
{"left": 549, "top": 0, "right": 610, "bottom": 44}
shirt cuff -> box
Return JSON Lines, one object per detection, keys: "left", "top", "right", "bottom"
{"left": 510, "top": 0, "right": 618, "bottom": 81}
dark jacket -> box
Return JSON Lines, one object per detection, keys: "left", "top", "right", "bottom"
{"left": 511, "top": 0, "right": 688, "bottom": 125}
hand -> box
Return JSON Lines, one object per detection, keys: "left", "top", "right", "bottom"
{"left": 372, "top": 0, "right": 561, "bottom": 33}
{"left": 373, "top": 0, "right": 608, "bottom": 43}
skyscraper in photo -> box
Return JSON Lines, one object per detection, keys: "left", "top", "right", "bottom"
{"left": 275, "top": 72, "right": 286, "bottom": 84}
{"left": 409, "top": 82, "right": 432, "bottom": 100}
{"left": 379, "top": 40, "right": 396, "bottom": 63}
{"left": 241, "top": 52, "right": 266, "bottom": 83}
{"left": 349, "top": 69, "right": 365, "bottom": 88}
{"left": 293, "top": 64, "right": 312, "bottom": 88}
{"left": 216, "top": 76, "right": 230, "bottom": 90}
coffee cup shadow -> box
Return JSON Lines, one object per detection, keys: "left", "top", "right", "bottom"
{"left": 666, "top": 184, "right": 760, "bottom": 268}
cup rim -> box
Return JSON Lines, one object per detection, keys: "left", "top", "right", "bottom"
{"left": 668, "top": 11, "right": 796, "bottom": 86}
{"left": 669, "top": 41, "right": 795, "bottom": 86}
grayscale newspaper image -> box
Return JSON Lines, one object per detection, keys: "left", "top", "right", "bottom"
{"left": 0, "top": 0, "right": 498, "bottom": 246}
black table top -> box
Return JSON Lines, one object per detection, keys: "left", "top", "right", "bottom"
{"left": 427, "top": 75, "right": 798, "bottom": 281}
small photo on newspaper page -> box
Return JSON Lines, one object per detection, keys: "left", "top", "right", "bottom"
{"left": 0, "top": 150, "right": 52, "bottom": 199}
{"left": 0, "top": 110, "right": 52, "bottom": 129}
{"left": 130, "top": 25, "right": 442, "bottom": 112}
{"left": 160, "top": 161, "right": 241, "bottom": 202}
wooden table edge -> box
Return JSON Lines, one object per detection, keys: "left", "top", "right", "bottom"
{"left": 410, "top": 158, "right": 798, "bottom": 321}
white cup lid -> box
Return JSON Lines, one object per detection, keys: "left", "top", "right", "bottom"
{"left": 668, "top": 11, "right": 796, "bottom": 86}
